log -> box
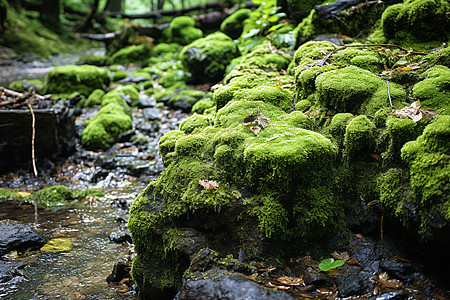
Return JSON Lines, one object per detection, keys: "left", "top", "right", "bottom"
{"left": 314, "top": 0, "right": 402, "bottom": 20}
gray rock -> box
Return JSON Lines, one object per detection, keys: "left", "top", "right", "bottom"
{"left": 0, "top": 220, "right": 45, "bottom": 255}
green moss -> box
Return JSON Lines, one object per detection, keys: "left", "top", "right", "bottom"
{"left": 400, "top": 116, "right": 450, "bottom": 234}
{"left": 158, "top": 70, "right": 188, "bottom": 88}
{"left": 86, "top": 89, "right": 105, "bottom": 106}
{"left": 179, "top": 114, "right": 213, "bottom": 134}
{"left": 381, "top": 0, "right": 450, "bottom": 41}
{"left": 107, "top": 44, "right": 152, "bottom": 65}
{"left": 179, "top": 32, "right": 240, "bottom": 82}
{"left": 324, "top": 113, "right": 355, "bottom": 148}
{"left": 296, "top": 64, "right": 337, "bottom": 99}
{"left": 293, "top": 41, "right": 336, "bottom": 69}
{"left": 192, "top": 99, "right": 214, "bottom": 114}
{"left": 158, "top": 130, "right": 185, "bottom": 166}
{"left": 412, "top": 65, "right": 450, "bottom": 114}
{"left": 234, "top": 86, "right": 293, "bottom": 112}
{"left": 333, "top": 48, "right": 384, "bottom": 73}
{"left": 81, "top": 103, "right": 132, "bottom": 149}
{"left": 165, "top": 16, "right": 203, "bottom": 45}
{"left": 72, "top": 188, "right": 105, "bottom": 199}
{"left": 295, "top": 99, "right": 311, "bottom": 112}
{"left": 29, "top": 185, "right": 73, "bottom": 208}
{"left": 8, "top": 79, "right": 44, "bottom": 94}
{"left": 152, "top": 43, "right": 183, "bottom": 56}
{"left": 220, "top": 9, "right": 251, "bottom": 39}
{"left": 382, "top": 117, "right": 419, "bottom": 165}
{"left": 112, "top": 70, "right": 128, "bottom": 81}
{"left": 343, "top": 115, "right": 376, "bottom": 162}
{"left": 316, "top": 66, "right": 383, "bottom": 113}
{"left": 45, "top": 65, "right": 110, "bottom": 97}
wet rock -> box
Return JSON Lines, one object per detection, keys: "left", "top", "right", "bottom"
{"left": 380, "top": 259, "right": 423, "bottom": 282}
{"left": 175, "top": 277, "right": 295, "bottom": 300}
{"left": 143, "top": 107, "right": 161, "bottom": 121}
{"left": 106, "top": 262, "right": 131, "bottom": 283}
{"left": 334, "top": 272, "right": 374, "bottom": 297}
{"left": 0, "top": 220, "right": 45, "bottom": 255}
{"left": 0, "top": 260, "right": 27, "bottom": 297}
{"left": 170, "top": 100, "right": 192, "bottom": 113}
{"left": 137, "top": 95, "right": 157, "bottom": 108}
{"left": 109, "top": 229, "right": 132, "bottom": 244}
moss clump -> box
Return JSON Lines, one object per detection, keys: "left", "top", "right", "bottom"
{"left": 412, "top": 65, "right": 450, "bottom": 114}
{"left": 45, "top": 65, "right": 110, "bottom": 97}
{"left": 220, "top": 9, "right": 251, "bottom": 39}
{"left": 107, "top": 44, "right": 152, "bottom": 66}
{"left": 8, "top": 79, "right": 44, "bottom": 94}
{"left": 112, "top": 70, "right": 128, "bottom": 81}
{"left": 179, "top": 32, "right": 240, "bottom": 83}
{"left": 152, "top": 43, "right": 183, "bottom": 56}
{"left": 381, "top": 0, "right": 450, "bottom": 41}
{"left": 29, "top": 185, "right": 73, "bottom": 208}
{"left": 81, "top": 103, "right": 132, "bottom": 149}
{"left": 325, "top": 113, "right": 355, "bottom": 147}
{"left": 179, "top": 114, "right": 213, "bottom": 134}
{"left": 400, "top": 116, "right": 450, "bottom": 235}
{"left": 332, "top": 48, "right": 384, "bottom": 73}
{"left": 165, "top": 16, "right": 203, "bottom": 45}
{"left": 382, "top": 117, "right": 420, "bottom": 165}
{"left": 192, "top": 99, "right": 214, "bottom": 115}
{"left": 86, "top": 89, "right": 106, "bottom": 106}
{"left": 343, "top": 115, "right": 376, "bottom": 162}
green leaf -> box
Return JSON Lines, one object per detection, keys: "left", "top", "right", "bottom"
{"left": 242, "top": 28, "right": 261, "bottom": 39}
{"left": 252, "top": 0, "right": 265, "bottom": 4}
{"left": 318, "top": 258, "right": 345, "bottom": 271}
{"left": 268, "top": 15, "right": 279, "bottom": 22}
{"left": 394, "top": 59, "right": 408, "bottom": 65}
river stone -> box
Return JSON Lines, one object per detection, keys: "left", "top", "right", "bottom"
{"left": 109, "top": 229, "right": 132, "bottom": 244}
{"left": 0, "top": 260, "right": 27, "bottom": 297}
{"left": 175, "top": 277, "right": 295, "bottom": 300}
{"left": 0, "top": 220, "right": 45, "bottom": 255}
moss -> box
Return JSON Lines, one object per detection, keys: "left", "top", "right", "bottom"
{"left": 316, "top": 66, "right": 383, "bottom": 113}
{"left": 152, "top": 43, "right": 183, "bottom": 56}
{"left": 158, "top": 130, "right": 186, "bottom": 166}
{"left": 324, "top": 113, "right": 355, "bottom": 147}
{"left": 412, "top": 65, "right": 450, "bottom": 114}
{"left": 72, "top": 188, "right": 105, "bottom": 199}
{"left": 220, "top": 9, "right": 251, "bottom": 40}
{"left": 101, "top": 91, "right": 130, "bottom": 108}
{"left": 158, "top": 70, "right": 188, "bottom": 88}
{"left": 86, "top": 89, "right": 105, "bottom": 106}
{"left": 81, "top": 103, "right": 132, "bottom": 149}
{"left": 382, "top": 117, "right": 419, "bottom": 165}
{"left": 107, "top": 44, "right": 152, "bottom": 66}
{"left": 332, "top": 48, "right": 384, "bottom": 73}
{"left": 400, "top": 116, "right": 450, "bottom": 235}
{"left": 343, "top": 115, "right": 376, "bottom": 162}
{"left": 8, "top": 79, "right": 44, "bottom": 94}
{"left": 179, "top": 114, "right": 213, "bottom": 134}
{"left": 179, "top": 32, "right": 240, "bottom": 83}
{"left": 381, "top": 0, "right": 450, "bottom": 41}
{"left": 296, "top": 64, "right": 337, "bottom": 99}
{"left": 234, "top": 85, "right": 293, "bottom": 112}
{"left": 45, "top": 65, "right": 110, "bottom": 97}
{"left": 76, "top": 54, "right": 106, "bottom": 66}
{"left": 165, "top": 16, "right": 203, "bottom": 45}
{"left": 29, "top": 185, "right": 73, "bottom": 208}
{"left": 295, "top": 99, "right": 311, "bottom": 112}
{"left": 112, "top": 70, "right": 128, "bottom": 81}
{"left": 293, "top": 41, "right": 336, "bottom": 69}
{"left": 192, "top": 99, "right": 214, "bottom": 114}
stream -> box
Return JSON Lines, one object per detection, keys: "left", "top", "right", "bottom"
{"left": 0, "top": 51, "right": 189, "bottom": 299}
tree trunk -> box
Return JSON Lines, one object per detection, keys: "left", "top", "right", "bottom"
{"left": 105, "top": 0, "right": 122, "bottom": 13}
{"left": 40, "top": 0, "right": 61, "bottom": 29}
{"left": 79, "top": 0, "right": 100, "bottom": 32}
{"left": 157, "top": 0, "right": 164, "bottom": 11}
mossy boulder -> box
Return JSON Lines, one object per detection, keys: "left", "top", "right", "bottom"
{"left": 29, "top": 185, "right": 73, "bottom": 208}
{"left": 128, "top": 96, "right": 341, "bottom": 296}
{"left": 179, "top": 32, "right": 240, "bottom": 83}
{"left": 192, "top": 99, "right": 214, "bottom": 114}
{"left": 165, "top": 16, "right": 203, "bottom": 45}
{"left": 107, "top": 44, "right": 152, "bottom": 66}
{"left": 81, "top": 103, "right": 132, "bottom": 149}
{"left": 381, "top": 0, "right": 450, "bottom": 41}
{"left": 45, "top": 65, "right": 110, "bottom": 97}
{"left": 220, "top": 9, "right": 251, "bottom": 39}
{"left": 399, "top": 116, "right": 450, "bottom": 236}
{"left": 412, "top": 65, "right": 450, "bottom": 114}
{"left": 86, "top": 89, "right": 106, "bottom": 106}
{"left": 8, "top": 79, "right": 44, "bottom": 94}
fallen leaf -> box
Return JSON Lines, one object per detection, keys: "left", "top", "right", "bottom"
{"left": 346, "top": 258, "right": 361, "bottom": 266}
{"left": 389, "top": 100, "right": 437, "bottom": 122}
{"left": 331, "top": 251, "right": 350, "bottom": 262}
{"left": 259, "top": 267, "right": 276, "bottom": 273}
{"left": 276, "top": 276, "right": 305, "bottom": 286}
{"left": 250, "top": 126, "right": 261, "bottom": 136}
{"left": 275, "top": 285, "right": 290, "bottom": 290}
{"left": 256, "top": 110, "right": 270, "bottom": 129}
{"left": 240, "top": 274, "right": 258, "bottom": 282}
{"left": 198, "top": 180, "right": 219, "bottom": 190}
{"left": 296, "top": 256, "right": 318, "bottom": 268}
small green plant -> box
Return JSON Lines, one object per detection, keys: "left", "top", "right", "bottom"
{"left": 241, "top": 0, "right": 286, "bottom": 39}
{"left": 318, "top": 258, "right": 345, "bottom": 271}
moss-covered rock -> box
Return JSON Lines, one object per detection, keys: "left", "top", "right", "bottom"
{"left": 165, "top": 16, "right": 203, "bottom": 45}
{"left": 29, "top": 185, "right": 73, "bottom": 208}
{"left": 412, "top": 65, "right": 450, "bottom": 114}
{"left": 220, "top": 9, "right": 251, "bottom": 39}
{"left": 192, "top": 99, "right": 214, "bottom": 114}
{"left": 45, "top": 65, "right": 110, "bottom": 97}
{"left": 107, "top": 44, "right": 152, "bottom": 66}
{"left": 8, "top": 79, "right": 44, "bottom": 94}
{"left": 381, "top": 0, "right": 450, "bottom": 41}
{"left": 400, "top": 115, "right": 450, "bottom": 236}
{"left": 179, "top": 32, "right": 240, "bottom": 83}
{"left": 81, "top": 103, "right": 132, "bottom": 149}
{"left": 86, "top": 89, "right": 106, "bottom": 106}
{"left": 343, "top": 115, "right": 376, "bottom": 162}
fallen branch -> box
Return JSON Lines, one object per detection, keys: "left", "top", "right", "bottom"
{"left": 386, "top": 81, "right": 393, "bottom": 108}
{"left": 27, "top": 103, "right": 38, "bottom": 178}
{"left": 0, "top": 86, "right": 49, "bottom": 108}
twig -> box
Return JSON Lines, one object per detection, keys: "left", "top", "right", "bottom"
{"left": 386, "top": 81, "right": 393, "bottom": 109}
{"left": 27, "top": 103, "right": 38, "bottom": 178}
{"left": 380, "top": 215, "right": 384, "bottom": 248}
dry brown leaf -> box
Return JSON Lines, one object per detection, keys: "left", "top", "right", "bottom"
{"left": 297, "top": 256, "right": 318, "bottom": 268}
{"left": 250, "top": 126, "right": 261, "bottom": 136}
{"left": 379, "top": 279, "right": 404, "bottom": 289}
{"left": 240, "top": 274, "right": 258, "bottom": 282}
{"left": 259, "top": 267, "right": 276, "bottom": 273}
{"left": 346, "top": 258, "right": 361, "bottom": 266}
{"left": 198, "top": 180, "right": 219, "bottom": 190}
{"left": 275, "top": 285, "right": 290, "bottom": 290}
{"left": 276, "top": 276, "right": 305, "bottom": 286}
{"left": 331, "top": 251, "right": 350, "bottom": 262}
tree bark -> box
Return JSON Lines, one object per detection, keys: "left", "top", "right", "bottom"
{"left": 105, "top": 0, "right": 122, "bottom": 13}
{"left": 39, "top": 0, "right": 61, "bottom": 29}
{"left": 79, "top": 0, "right": 100, "bottom": 32}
